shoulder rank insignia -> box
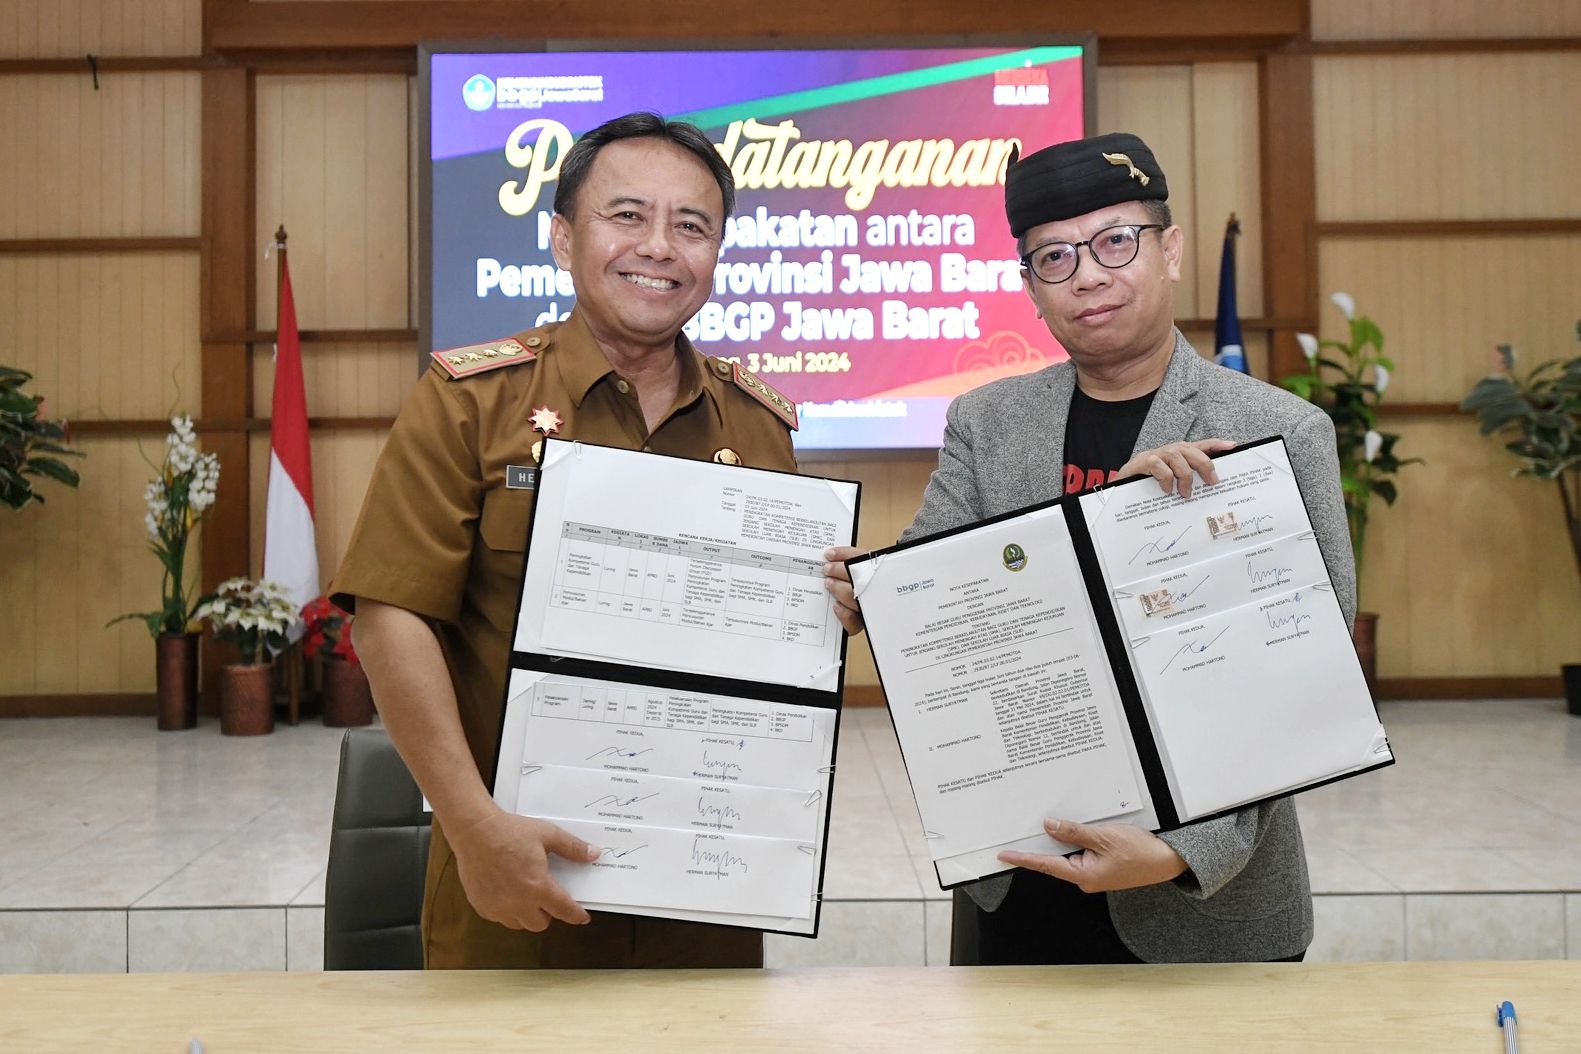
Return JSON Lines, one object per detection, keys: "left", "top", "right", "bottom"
{"left": 711, "top": 358, "right": 798, "bottom": 431}
{"left": 430, "top": 335, "right": 541, "bottom": 380}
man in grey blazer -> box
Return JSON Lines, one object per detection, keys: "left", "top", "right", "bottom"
{"left": 823, "top": 132, "right": 1353, "bottom": 964}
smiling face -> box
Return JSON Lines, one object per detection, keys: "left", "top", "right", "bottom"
{"left": 1020, "top": 200, "right": 1183, "bottom": 379}
{"left": 549, "top": 137, "right": 725, "bottom": 357}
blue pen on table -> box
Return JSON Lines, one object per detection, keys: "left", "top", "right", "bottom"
{"left": 1496, "top": 1001, "right": 1518, "bottom": 1054}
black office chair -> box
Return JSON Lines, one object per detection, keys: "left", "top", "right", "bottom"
{"left": 324, "top": 727, "right": 432, "bottom": 970}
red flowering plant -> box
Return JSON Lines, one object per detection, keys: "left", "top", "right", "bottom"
{"left": 300, "top": 596, "right": 358, "bottom": 665}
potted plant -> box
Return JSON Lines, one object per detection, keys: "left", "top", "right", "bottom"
{"left": 109, "top": 415, "right": 220, "bottom": 730}
{"left": 197, "top": 577, "right": 297, "bottom": 735}
{"left": 1, "top": 366, "right": 83, "bottom": 509}
{"left": 1460, "top": 324, "right": 1581, "bottom": 714}
{"left": 1282, "top": 293, "right": 1422, "bottom": 692}
{"left": 301, "top": 595, "right": 374, "bottom": 727}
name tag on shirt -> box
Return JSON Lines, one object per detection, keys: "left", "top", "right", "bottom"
{"left": 505, "top": 465, "right": 538, "bottom": 490}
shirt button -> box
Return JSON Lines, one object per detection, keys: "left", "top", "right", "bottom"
{"left": 642, "top": 445, "right": 652, "bottom": 452}
{"left": 614, "top": 378, "right": 630, "bottom": 394}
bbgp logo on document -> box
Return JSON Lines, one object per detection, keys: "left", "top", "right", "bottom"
{"left": 1002, "top": 544, "right": 1028, "bottom": 572}
{"left": 463, "top": 74, "right": 496, "bottom": 111}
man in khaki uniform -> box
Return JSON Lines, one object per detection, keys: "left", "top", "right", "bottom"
{"left": 331, "top": 112, "right": 798, "bottom": 969}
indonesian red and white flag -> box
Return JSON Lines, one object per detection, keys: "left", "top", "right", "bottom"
{"left": 262, "top": 252, "right": 319, "bottom": 639}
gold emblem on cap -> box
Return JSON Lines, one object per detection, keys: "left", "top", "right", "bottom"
{"left": 1102, "top": 151, "right": 1150, "bottom": 186}
{"left": 531, "top": 440, "right": 543, "bottom": 464}
{"left": 712, "top": 448, "right": 742, "bottom": 466}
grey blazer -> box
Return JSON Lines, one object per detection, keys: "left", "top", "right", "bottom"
{"left": 904, "top": 331, "right": 1356, "bottom": 963}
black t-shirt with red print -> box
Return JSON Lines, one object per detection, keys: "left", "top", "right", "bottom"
{"left": 1062, "top": 386, "right": 1156, "bottom": 495}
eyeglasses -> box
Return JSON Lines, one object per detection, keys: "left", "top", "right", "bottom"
{"left": 1020, "top": 224, "right": 1166, "bottom": 285}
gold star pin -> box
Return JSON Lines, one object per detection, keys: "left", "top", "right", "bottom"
{"left": 529, "top": 405, "right": 563, "bottom": 435}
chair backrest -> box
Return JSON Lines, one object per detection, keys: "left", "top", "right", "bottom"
{"left": 324, "top": 727, "right": 432, "bottom": 970}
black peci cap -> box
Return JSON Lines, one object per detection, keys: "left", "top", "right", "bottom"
{"left": 1004, "top": 131, "right": 1169, "bottom": 238}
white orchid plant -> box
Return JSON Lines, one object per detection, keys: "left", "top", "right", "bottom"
{"left": 111, "top": 416, "right": 222, "bottom": 637}
{"left": 1281, "top": 294, "right": 1421, "bottom": 585}
{"left": 196, "top": 578, "right": 297, "bottom": 665}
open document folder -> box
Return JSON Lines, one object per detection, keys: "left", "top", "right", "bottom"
{"left": 848, "top": 437, "right": 1393, "bottom": 889}
{"left": 492, "top": 438, "right": 860, "bottom": 936}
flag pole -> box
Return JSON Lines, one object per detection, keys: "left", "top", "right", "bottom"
{"left": 275, "top": 225, "right": 287, "bottom": 301}
{"left": 273, "top": 224, "right": 303, "bottom": 724}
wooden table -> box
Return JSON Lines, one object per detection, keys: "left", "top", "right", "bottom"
{"left": 2, "top": 962, "right": 1574, "bottom": 1052}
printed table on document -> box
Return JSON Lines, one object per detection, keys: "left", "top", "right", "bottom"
{"left": 549, "top": 522, "right": 830, "bottom": 644}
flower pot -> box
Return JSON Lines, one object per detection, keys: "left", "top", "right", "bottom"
{"left": 1352, "top": 612, "right": 1379, "bottom": 698}
{"left": 321, "top": 656, "right": 375, "bottom": 727}
{"left": 220, "top": 663, "right": 275, "bottom": 736}
{"left": 155, "top": 632, "right": 199, "bottom": 731}
{"left": 1564, "top": 664, "right": 1581, "bottom": 718}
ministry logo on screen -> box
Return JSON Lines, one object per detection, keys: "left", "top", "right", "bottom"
{"left": 463, "top": 74, "right": 496, "bottom": 111}
{"left": 993, "top": 67, "right": 1050, "bottom": 106}
{"left": 494, "top": 75, "right": 605, "bottom": 110}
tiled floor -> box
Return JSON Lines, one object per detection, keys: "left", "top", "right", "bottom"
{"left": 2, "top": 699, "right": 1579, "bottom": 972}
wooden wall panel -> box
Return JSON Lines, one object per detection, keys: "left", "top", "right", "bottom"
{"left": 779, "top": 455, "right": 934, "bottom": 691}
{"left": 1096, "top": 66, "right": 1199, "bottom": 313}
{"left": 1178, "top": 323, "right": 1270, "bottom": 378}
{"left": 1312, "top": 0, "right": 1581, "bottom": 40}
{"left": 0, "top": 437, "right": 183, "bottom": 694}
{"left": 208, "top": 0, "right": 1305, "bottom": 52}
{"left": 249, "top": 340, "right": 418, "bottom": 418}
{"left": 0, "top": 0, "right": 202, "bottom": 59}
{"left": 0, "top": 73, "right": 200, "bottom": 239}
{"left": 0, "top": 252, "right": 201, "bottom": 419}
{"left": 1317, "top": 235, "right": 1581, "bottom": 403}
{"left": 1188, "top": 62, "right": 1264, "bottom": 322}
{"left": 1315, "top": 54, "right": 1581, "bottom": 222}
{"left": 254, "top": 74, "right": 411, "bottom": 330}
{"left": 1361, "top": 419, "right": 1581, "bottom": 679}
{"left": 245, "top": 428, "right": 391, "bottom": 603}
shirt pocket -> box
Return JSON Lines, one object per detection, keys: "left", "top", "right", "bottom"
{"left": 477, "top": 488, "right": 534, "bottom": 553}
{"left": 471, "top": 489, "right": 535, "bottom": 636}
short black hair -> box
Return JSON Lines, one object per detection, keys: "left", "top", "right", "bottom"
{"left": 553, "top": 112, "right": 735, "bottom": 223}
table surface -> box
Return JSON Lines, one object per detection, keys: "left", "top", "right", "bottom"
{"left": 1, "top": 961, "right": 1573, "bottom": 1052}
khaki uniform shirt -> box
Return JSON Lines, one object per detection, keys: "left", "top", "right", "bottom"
{"left": 330, "top": 309, "right": 797, "bottom": 968}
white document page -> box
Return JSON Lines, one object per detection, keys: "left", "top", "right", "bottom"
{"left": 516, "top": 440, "right": 857, "bottom": 691}
{"left": 1080, "top": 442, "right": 1391, "bottom": 820}
{"left": 494, "top": 670, "right": 835, "bottom": 932}
{"left": 850, "top": 508, "right": 1148, "bottom": 884}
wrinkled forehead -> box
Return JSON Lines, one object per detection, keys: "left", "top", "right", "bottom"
{"left": 580, "top": 138, "right": 724, "bottom": 215}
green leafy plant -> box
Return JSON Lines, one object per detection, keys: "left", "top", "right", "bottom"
{"left": 1, "top": 365, "right": 82, "bottom": 510}
{"left": 110, "top": 415, "right": 221, "bottom": 637}
{"left": 197, "top": 578, "right": 298, "bottom": 665}
{"left": 1459, "top": 324, "right": 1581, "bottom": 595}
{"left": 1281, "top": 293, "right": 1422, "bottom": 587}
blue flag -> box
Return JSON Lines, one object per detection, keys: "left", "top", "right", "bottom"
{"left": 1214, "top": 215, "right": 1248, "bottom": 374}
